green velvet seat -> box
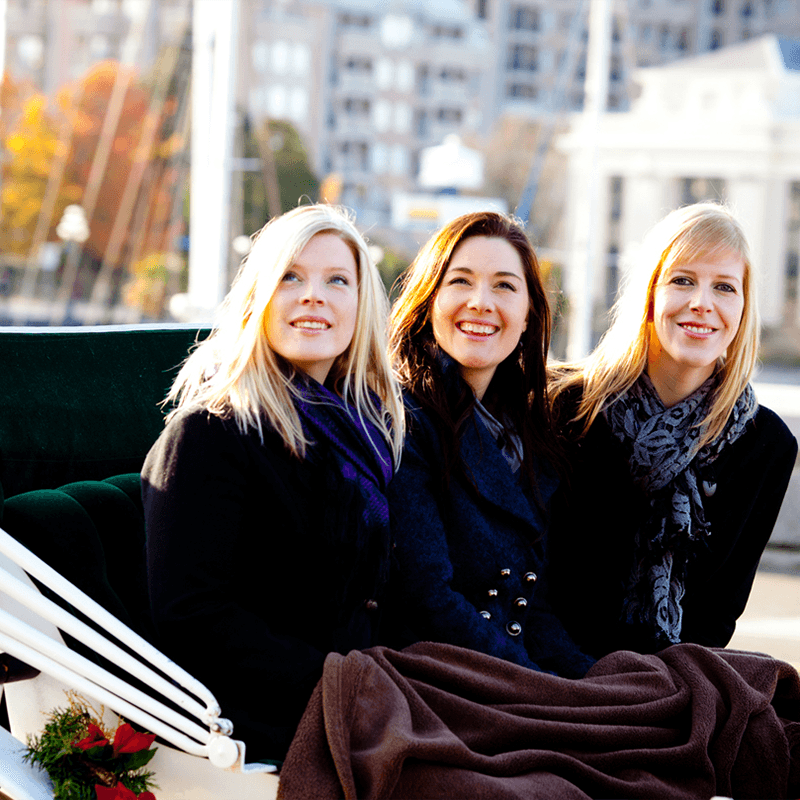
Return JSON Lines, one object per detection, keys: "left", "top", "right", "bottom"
{"left": 0, "top": 324, "right": 208, "bottom": 642}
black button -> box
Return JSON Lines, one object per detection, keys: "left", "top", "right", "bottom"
{"left": 514, "top": 597, "right": 527, "bottom": 608}
{"left": 488, "top": 588, "right": 498, "bottom": 597}
{"left": 365, "top": 599, "right": 378, "bottom": 611}
{"left": 506, "top": 621, "right": 522, "bottom": 636}
{"left": 524, "top": 572, "right": 538, "bottom": 583}
{"left": 479, "top": 610, "right": 491, "bottom": 620}
{"left": 499, "top": 568, "right": 511, "bottom": 579}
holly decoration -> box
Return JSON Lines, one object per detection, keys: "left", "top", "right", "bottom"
{"left": 23, "top": 696, "right": 158, "bottom": 800}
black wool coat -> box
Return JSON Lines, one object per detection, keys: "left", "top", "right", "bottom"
{"left": 142, "top": 408, "right": 388, "bottom": 761}
{"left": 549, "top": 393, "right": 797, "bottom": 659}
{"left": 387, "top": 392, "right": 595, "bottom": 679}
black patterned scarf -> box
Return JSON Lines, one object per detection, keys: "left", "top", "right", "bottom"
{"left": 603, "top": 373, "right": 757, "bottom": 648}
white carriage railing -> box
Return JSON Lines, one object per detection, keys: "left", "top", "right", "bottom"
{"left": 0, "top": 524, "right": 276, "bottom": 775}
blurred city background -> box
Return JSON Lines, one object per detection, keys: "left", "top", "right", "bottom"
{"left": 0, "top": 0, "right": 798, "bottom": 658}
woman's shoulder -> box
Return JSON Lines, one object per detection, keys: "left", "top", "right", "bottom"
{"left": 743, "top": 404, "right": 798, "bottom": 457}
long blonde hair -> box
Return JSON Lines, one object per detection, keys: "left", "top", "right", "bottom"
{"left": 167, "top": 204, "right": 404, "bottom": 464}
{"left": 549, "top": 202, "right": 759, "bottom": 449}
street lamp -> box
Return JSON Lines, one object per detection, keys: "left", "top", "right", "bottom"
{"left": 52, "top": 205, "right": 90, "bottom": 324}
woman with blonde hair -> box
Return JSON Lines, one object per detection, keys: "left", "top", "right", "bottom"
{"left": 142, "top": 204, "right": 403, "bottom": 761}
{"left": 548, "top": 202, "right": 797, "bottom": 657}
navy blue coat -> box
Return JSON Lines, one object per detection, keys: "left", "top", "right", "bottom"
{"left": 387, "top": 392, "right": 595, "bottom": 678}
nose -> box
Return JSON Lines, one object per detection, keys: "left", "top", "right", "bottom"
{"left": 689, "top": 283, "right": 712, "bottom": 313}
{"left": 466, "top": 282, "right": 493, "bottom": 313}
{"left": 300, "top": 279, "right": 324, "bottom": 305}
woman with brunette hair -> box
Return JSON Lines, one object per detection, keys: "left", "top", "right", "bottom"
{"left": 142, "top": 204, "right": 404, "bottom": 761}
{"left": 386, "top": 210, "right": 593, "bottom": 677}
{"left": 548, "top": 202, "right": 797, "bottom": 658}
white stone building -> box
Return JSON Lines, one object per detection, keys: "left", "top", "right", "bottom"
{"left": 557, "top": 34, "right": 800, "bottom": 351}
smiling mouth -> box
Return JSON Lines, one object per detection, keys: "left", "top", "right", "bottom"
{"left": 457, "top": 321, "right": 498, "bottom": 336}
{"left": 291, "top": 320, "right": 330, "bottom": 330}
{"left": 679, "top": 323, "right": 716, "bottom": 335}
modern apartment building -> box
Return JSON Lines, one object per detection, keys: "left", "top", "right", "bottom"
{"left": 4, "top": 0, "right": 800, "bottom": 231}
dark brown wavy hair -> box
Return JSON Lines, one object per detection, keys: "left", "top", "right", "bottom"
{"left": 389, "top": 211, "right": 564, "bottom": 499}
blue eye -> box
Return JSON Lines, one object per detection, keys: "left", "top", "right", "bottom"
{"left": 716, "top": 283, "right": 736, "bottom": 293}
{"left": 330, "top": 275, "right": 350, "bottom": 286}
{"left": 671, "top": 276, "right": 693, "bottom": 286}
{"left": 448, "top": 277, "right": 470, "bottom": 286}
{"left": 497, "top": 281, "right": 517, "bottom": 291}
{"left": 281, "top": 271, "right": 299, "bottom": 282}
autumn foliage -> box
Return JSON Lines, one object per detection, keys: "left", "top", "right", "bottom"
{"left": 0, "top": 59, "right": 186, "bottom": 276}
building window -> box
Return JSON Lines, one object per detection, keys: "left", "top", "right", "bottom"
{"left": 437, "top": 107, "right": 463, "bottom": 124}
{"left": 476, "top": 0, "right": 488, "bottom": 20}
{"left": 679, "top": 177, "right": 726, "bottom": 205}
{"left": 507, "top": 82, "right": 538, "bottom": 99}
{"left": 677, "top": 28, "right": 690, "bottom": 51}
{"left": 711, "top": 0, "right": 725, "bottom": 14}
{"left": 510, "top": 5, "right": 540, "bottom": 32}
{"left": 509, "top": 44, "right": 539, "bottom": 71}
{"left": 786, "top": 182, "right": 800, "bottom": 305}
{"left": 659, "top": 25, "right": 670, "bottom": 51}
{"left": 709, "top": 28, "right": 723, "bottom": 49}
{"left": 338, "top": 13, "right": 371, "bottom": 28}
{"left": 740, "top": 0, "right": 753, "bottom": 17}
{"left": 606, "top": 176, "right": 623, "bottom": 308}
{"left": 342, "top": 98, "right": 371, "bottom": 118}
{"left": 344, "top": 56, "right": 372, "bottom": 75}
{"left": 431, "top": 24, "right": 463, "bottom": 39}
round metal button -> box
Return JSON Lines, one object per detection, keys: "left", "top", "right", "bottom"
{"left": 499, "top": 568, "right": 511, "bottom": 579}
{"left": 506, "top": 621, "right": 522, "bottom": 636}
{"left": 365, "top": 599, "right": 379, "bottom": 611}
{"left": 488, "top": 588, "right": 498, "bottom": 597}
{"left": 479, "top": 610, "right": 491, "bottom": 620}
{"left": 514, "top": 597, "right": 527, "bottom": 608}
{"left": 524, "top": 572, "right": 538, "bottom": 583}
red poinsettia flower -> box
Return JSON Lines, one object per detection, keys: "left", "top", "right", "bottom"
{"left": 95, "top": 784, "right": 157, "bottom": 800}
{"left": 111, "top": 723, "right": 156, "bottom": 756}
{"left": 75, "top": 723, "right": 109, "bottom": 751}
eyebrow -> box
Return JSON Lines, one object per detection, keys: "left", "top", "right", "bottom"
{"left": 449, "top": 266, "right": 523, "bottom": 280}
{"left": 670, "top": 266, "right": 742, "bottom": 282}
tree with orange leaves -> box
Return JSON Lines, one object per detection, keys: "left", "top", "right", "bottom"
{"left": 0, "top": 58, "right": 187, "bottom": 287}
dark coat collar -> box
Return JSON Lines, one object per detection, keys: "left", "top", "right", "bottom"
{"left": 435, "top": 350, "right": 556, "bottom": 532}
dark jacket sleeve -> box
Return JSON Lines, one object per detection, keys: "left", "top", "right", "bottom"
{"left": 681, "top": 406, "right": 798, "bottom": 647}
{"left": 142, "top": 410, "right": 325, "bottom": 758}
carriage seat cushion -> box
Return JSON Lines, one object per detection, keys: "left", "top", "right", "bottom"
{"left": 0, "top": 326, "right": 208, "bottom": 500}
{"left": 0, "top": 474, "right": 151, "bottom": 641}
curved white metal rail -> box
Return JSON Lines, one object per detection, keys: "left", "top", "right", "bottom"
{"left": 0, "top": 525, "right": 276, "bottom": 774}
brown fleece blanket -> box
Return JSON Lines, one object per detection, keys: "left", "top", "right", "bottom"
{"left": 278, "top": 642, "right": 800, "bottom": 800}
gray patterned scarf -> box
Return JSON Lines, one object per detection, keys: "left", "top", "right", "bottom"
{"left": 604, "top": 373, "right": 757, "bottom": 648}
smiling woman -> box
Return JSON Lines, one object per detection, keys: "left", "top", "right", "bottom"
{"left": 548, "top": 202, "right": 798, "bottom": 658}
{"left": 384, "top": 211, "right": 594, "bottom": 677}
{"left": 141, "top": 204, "right": 404, "bottom": 762}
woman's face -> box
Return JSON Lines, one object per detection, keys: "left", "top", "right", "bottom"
{"left": 430, "top": 236, "right": 530, "bottom": 400}
{"left": 650, "top": 249, "right": 745, "bottom": 388}
{"left": 264, "top": 232, "right": 359, "bottom": 384}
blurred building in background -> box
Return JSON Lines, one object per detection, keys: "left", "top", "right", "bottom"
{"left": 557, "top": 34, "right": 800, "bottom": 353}
{"left": 2, "top": 0, "right": 800, "bottom": 343}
